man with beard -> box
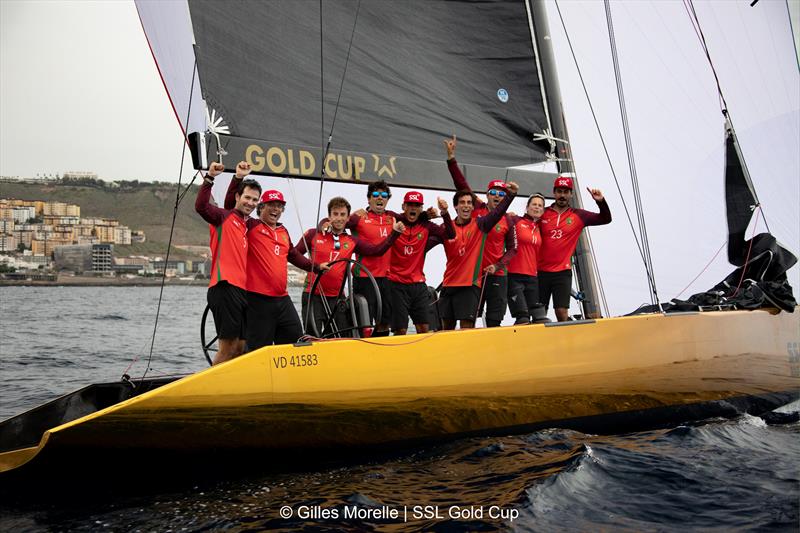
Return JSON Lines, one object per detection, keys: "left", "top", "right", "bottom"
{"left": 388, "top": 192, "right": 455, "bottom": 335}
{"left": 539, "top": 176, "right": 611, "bottom": 321}
{"left": 440, "top": 184, "right": 517, "bottom": 330}
{"left": 296, "top": 196, "right": 404, "bottom": 337}
{"left": 224, "top": 173, "right": 328, "bottom": 350}
{"left": 195, "top": 161, "right": 260, "bottom": 364}
{"left": 444, "top": 135, "right": 518, "bottom": 327}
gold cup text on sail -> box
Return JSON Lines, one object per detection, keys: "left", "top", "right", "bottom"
{"left": 245, "top": 144, "right": 397, "bottom": 180}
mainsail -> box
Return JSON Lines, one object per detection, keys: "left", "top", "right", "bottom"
{"left": 137, "top": 0, "right": 559, "bottom": 193}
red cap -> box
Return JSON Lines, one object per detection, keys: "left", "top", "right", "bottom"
{"left": 553, "top": 176, "right": 573, "bottom": 190}
{"left": 260, "top": 190, "right": 286, "bottom": 204}
{"left": 403, "top": 191, "right": 424, "bottom": 204}
{"left": 487, "top": 179, "right": 508, "bottom": 191}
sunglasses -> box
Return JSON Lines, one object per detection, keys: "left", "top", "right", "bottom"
{"left": 487, "top": 190, "right": 507, "bottom": 197}
{"left": 371, "top": 191, "right": 390, "bottom": 199}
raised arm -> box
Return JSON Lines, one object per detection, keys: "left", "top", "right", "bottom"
{"left": 426, "top": 197, "right": 456, "bottom": 241}
{"left": 195, "top": 162, "right": 228, "bottom": 225}
{"left": 577, "top": 188, "right": 612, "bottom": 226}
{"left": 223, "top": 161, "right": 253, "bottom": 209}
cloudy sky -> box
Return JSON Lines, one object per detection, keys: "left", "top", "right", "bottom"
{"left": 1, "top": 0, "right": 798, "bottom": 316}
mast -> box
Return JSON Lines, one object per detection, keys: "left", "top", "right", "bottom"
{"left": 529, "top": 0, "right": 603, "bottom": 318}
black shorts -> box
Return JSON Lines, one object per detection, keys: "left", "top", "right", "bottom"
{"left": 354, "top": 276, "right": 392, "bottom": 327}
{"left": 440, "top": 285, "right": 481, "bottom": 321}
{"left": 479, "top": 274, "right": 508, "bottom": 325}
{"left": 246, "top": 292, "right": 303, "bottom": 350}
{"left": 207, "top": 281, "right": 247, "bottom": 340}
{"left": 390, "top": 281, "right": 431, "bottom": 331}
{"left": 538, "top": 269, "right": 572, "bottom": 310}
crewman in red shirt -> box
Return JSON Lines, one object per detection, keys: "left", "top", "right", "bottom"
{"left": 295, "top": 196, "right": 404, "bottom": 337}
{"left": 444, "top": 135, "right": 518, "bottom": 327}
{"left": 195, "top": 161, "right": 260, "bottom": 364}
{"left": 224, "top": 174, "right": 328, "bottom": 349}
{"left": 440, "top": 182, "right": 518, "bottom": 330}
{"left": 388, "top": 192, "right": 455, "bottom": 335}
{"left": 539, "top": 176, "right": 611, "bottom": 321}
{"left": 348, "top": 180, "right": 397, "bottom": 337}
{"left": 506, "top": 194, "right": 546, "bottom": 324}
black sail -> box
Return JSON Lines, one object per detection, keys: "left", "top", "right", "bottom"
{"left": 186, "top": 0, "right": 555, "bottom": 192}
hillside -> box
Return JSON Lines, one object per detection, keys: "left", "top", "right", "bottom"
{"left": 0, "top": 179, "right": 210, "bottom": 257}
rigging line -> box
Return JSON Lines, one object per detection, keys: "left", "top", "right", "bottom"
{"left": 552, "top": 1, "right": 657, "bottom": 305}
{"left": 553, "top": 3, "right": 650, "bottom": 268}
{"left": 674, "top": 239, "right": 726, "bottom": 299}
{"left": 604, "top": 0, "right": 661, "bottom": 308}
{"left": 683, "top": 0, "right": 772, "bottom": 235}
{"left": 306, "top": 0, "right": 362, "bottom": 331}
{"left": 137, "top": 56, "right": 198, "bottom": 384}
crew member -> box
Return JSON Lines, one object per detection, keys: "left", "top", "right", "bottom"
{"left": 195, "top": 161, "right": 260, "bottom": 364}
{"left": 295, "top": 196, "right": 404, "bottom": 337}
{"left": 388, "top": 192, "right": 455, "bottom": 335}
{"left": 506, "top": 194, "right": 546, "bottom": 324}
{"left": 224, "top": 174, "right": 325, "bottom": 349}
{"left": 539, "top": 176, "right": 611, "bottom": 321}
{"left": 444, "top": 135, "right": 517, "bottom": 327}
{"left": 440, "top": 183, "right": 517, "bottom": 330}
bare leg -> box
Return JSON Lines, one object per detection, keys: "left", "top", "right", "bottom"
{"left": 393, "top": 328, "right": 408, "bottom": 336}
{"left": 441, "top": 319, "right": 456, "bottom": 330}
{"left": 415, "top": 323, "right": 430, "bottom": 333}
{"left": 555, "top": 308, "right": 569, "bottom": 322}
{"left": 460, "top": 320, "right": 475, "bottom": 329}
{"left": 214, "top": 338, "right": 242, "bottom": 365}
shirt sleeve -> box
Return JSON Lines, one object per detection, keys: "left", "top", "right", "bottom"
{"left": 497, "top": 216, "right": 518, "bottom": 268}
{"left": 576, "top": 199, "right": 612, "bottom": 227}
{"left": 195, "top": 180, "right": 228, "bottom": 226}
{"left": 293, "top": 228, "right": 317, "bottom": 256}
{"left": 224, "top": 177, "right": 240, "bottom": 209}
{"left": 426, "top": 211, "right": 456, "bottom": 241}
{"left": 448, "top": 158, "right": 486, "bottom": 210}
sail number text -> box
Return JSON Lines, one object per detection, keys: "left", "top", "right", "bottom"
{"left": 273, "top": 354, "right": 319, "bottom": 369}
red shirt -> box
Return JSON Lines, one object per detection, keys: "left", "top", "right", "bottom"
{"left": 442, "top": 219, "right": 487, "bottom": 287}
{"left": 442, "top": 193, "right": 514, "bottom": 287}
{"left": 245, "top": 220, "right": 312, "bottom": 297}
{"left": 195, "top": 181, "right": 248, "bottom": 289}
{"left": 296, "top": 228, "right": 398, "bottom": 296}
{"left": 388, "top": 213, "right": 455, "bottom": 284}
{"left": 507, "top": 215, "right": 541, "bottom": 276}
{"left": 447, "top": 158, "right": 517, "bottom": 275}
{"left": 538, "top": 200, "right": 611, "bottom": 272}
{"left": 348, "top": 210, "right": 395, "bottom": 278}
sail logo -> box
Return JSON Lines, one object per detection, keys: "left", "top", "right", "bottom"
{"left": 372, "top": 155, "right": 397, "bottom": 178}
{"left": 497, "top": 88, "right": 509, "bottom": 103}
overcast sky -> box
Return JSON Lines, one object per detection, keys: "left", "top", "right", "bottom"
{"left": 1, "top": 0, "right": 798, "bottom": 317}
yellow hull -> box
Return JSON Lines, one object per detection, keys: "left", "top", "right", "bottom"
{"left": 1, "top": 309, "right": 798, "bottom": 475}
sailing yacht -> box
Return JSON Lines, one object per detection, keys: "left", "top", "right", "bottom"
{"left": 1, "top": 0, "right": 797, "bottom": 482}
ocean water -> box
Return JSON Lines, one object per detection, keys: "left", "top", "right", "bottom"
{"left": 0, "top": 286, "right": 798, "bottom": 531}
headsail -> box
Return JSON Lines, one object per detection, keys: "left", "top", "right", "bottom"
{"left": 142, "top": 0, "right": 559, "bottom": 193}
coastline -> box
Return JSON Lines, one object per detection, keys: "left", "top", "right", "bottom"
{"left": 0, "top": 275, "right": 306, "bottom": 288}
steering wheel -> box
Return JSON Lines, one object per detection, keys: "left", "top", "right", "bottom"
{"left": 200, "top": 304, "right": 217, "bottom": 366}
{"left": 306, "top": 258, "right": 381, "bottom": 338}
